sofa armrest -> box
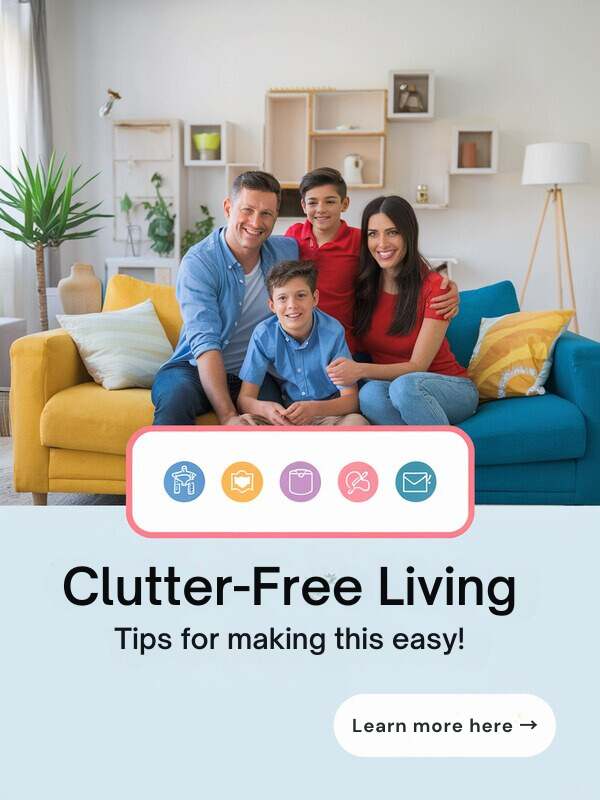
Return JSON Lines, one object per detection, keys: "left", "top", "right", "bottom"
{"left": 10, "top": 329, "right": 90, "bottom": 492}
{"left": 548, "top": 331, "right": 600, "bottom": 502}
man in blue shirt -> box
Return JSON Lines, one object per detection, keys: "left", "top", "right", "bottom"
{"left": 237, "top": 260, "right": 367, "bottom": 426}
{"left": 152, "top": 171, "right": 298, "bottom": 425}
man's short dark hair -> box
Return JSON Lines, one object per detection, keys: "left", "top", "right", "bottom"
{"left": 299, "top": 167, "right": 347, "bottom": 200}
{"left": 231, "top": 170, "right": 281, "bottom": 207}
{"left": 267, "top": 260, "right": 317, "bottom": 296}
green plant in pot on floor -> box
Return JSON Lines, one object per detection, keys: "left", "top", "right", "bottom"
{"left": 143, "top": 172, "right": 175, "bottom": 256}
{"left": 0, "top": 151, "right": 111, "bottom": 330}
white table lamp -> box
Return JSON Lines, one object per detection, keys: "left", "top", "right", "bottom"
{"left": 520, "top": 142, "right": 591, "bottom": 332}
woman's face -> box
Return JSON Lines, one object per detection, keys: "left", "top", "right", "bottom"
{"left": 366, "top": 212, "right": 406, "bottom": 273}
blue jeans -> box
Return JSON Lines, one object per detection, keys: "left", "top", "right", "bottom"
{"left": 151, "top": 360, "right": 282, "bottom": 425}
{"left": 359, "top": 372, "right": 479, "bottom": 426}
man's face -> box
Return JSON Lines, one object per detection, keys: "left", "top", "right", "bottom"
{"left": 223, "top": 188, "right": 278, "bottom": 259}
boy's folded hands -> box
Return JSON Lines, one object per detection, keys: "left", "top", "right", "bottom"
{"left": 283, "top": 401, "right": 318, "bottom": 425}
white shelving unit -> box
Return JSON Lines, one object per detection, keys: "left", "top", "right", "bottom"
{"left": 112, "top": 118, "right": 185, "bottom": 260}
{"left": 184, "top": 121, "right": 233, "bottom": 166}
{"left": 388, "top": 70, "right": 435, "bottom": 120}
{"left": 264, "top": 89, "right": 387, "bottom": 189}
{"left": 450, "top": 126, "right": 499, "bottom": 174}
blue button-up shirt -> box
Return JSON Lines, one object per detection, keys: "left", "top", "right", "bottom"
{"left": 169, "top": 228, "right": 299, "bottom": 365}
{"left": 239, "top": 308, "right": 352, "bottom": 402}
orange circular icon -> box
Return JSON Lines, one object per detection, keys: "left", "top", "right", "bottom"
{"left": 221, "top": 461, "right": 263, "bottom": 502}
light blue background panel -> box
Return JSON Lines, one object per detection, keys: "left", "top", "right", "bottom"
{"left": 0, "top": 506, "right": 598, "bottom": 798}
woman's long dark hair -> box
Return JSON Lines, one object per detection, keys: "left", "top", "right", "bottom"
{"left": 353, "top": 195, "right": 430, "bottom": 338}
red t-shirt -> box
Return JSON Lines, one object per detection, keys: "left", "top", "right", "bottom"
{"left": 285, "top": 219, "right": 360, "bottom": 349}
{"left": 357, "top": 271, "right": 468, "bottom": 378}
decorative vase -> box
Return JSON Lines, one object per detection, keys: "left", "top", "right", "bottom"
{"left": 193, "top": 132, "right": 221, "bottom": 161}
{"left": 58, "top": 263, "right": 102, "bottom": 315}
{"left": 461, "top": 141, "right": 478, "bottom": 168}
{"left": 343, "top": 153, "right": 364, "bottom": 185}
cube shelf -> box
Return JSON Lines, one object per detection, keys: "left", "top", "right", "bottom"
{"left": 311, "top": 135, "right": 385, "bottom": 188}
{"left": 185, "top": 122, "right": 233, "bottom": 166}
{"left": 451, "top": 127, "right": 498, "bottom": 174}
{"left": 388, "top": 71, "right": 434, "bottom": 120}
{"left": 312, "top": 90, "right": 386, "bottom": 134}
{"left": 264, "top": 93, "right": 310, "bottom": 186}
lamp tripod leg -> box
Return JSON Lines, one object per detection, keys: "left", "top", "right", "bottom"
{"left": 520, "top": 188, "right": 552, "bottom": 308}
{"left": 553, "top": 187, "right": 564, "bottom": 309}
{"left": 557, "top": 188, "right": 579, "bottom": 334}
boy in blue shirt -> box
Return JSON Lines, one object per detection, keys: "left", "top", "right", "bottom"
{"left": 237, "top": 261, "right": 368, "bottom": 426}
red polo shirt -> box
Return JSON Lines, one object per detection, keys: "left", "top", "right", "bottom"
{"left": 285, "top": 219, "right": 360, "bottom": 350}
{"left": 357, "top": 270, "right": 468, "bottom": 378}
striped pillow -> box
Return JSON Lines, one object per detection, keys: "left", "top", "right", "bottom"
{"left": 467, "top": 309, "right": 573, "bottom": 400}
{"left": 57, "top": 300, "right": 173, "bottom": 390}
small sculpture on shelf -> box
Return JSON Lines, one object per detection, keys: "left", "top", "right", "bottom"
{"left": 416, "top": 184, "right": 429, "bottom": 204}
{"left": 405, "top": 85, "right": 425, "bottom": 113}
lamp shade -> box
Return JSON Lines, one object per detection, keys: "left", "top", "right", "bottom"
{"left": 521, "top": 142, "right": 591, "bottom": 185}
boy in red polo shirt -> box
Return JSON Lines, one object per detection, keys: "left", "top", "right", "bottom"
{"left": 285, "top": 168, "right": 359, "bottom": 347}
{"left": 285, "top": 167, "right": 458, "bottom": 352}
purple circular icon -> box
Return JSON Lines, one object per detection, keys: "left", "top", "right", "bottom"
{"left": 280, "top": 461, "right": 321, "bottom": 502}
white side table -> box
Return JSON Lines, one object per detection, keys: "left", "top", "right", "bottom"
{"left": 104, "top": 256, "right": 179, "bottom": 288}
{"left": 0, "top": 317, "right": 27, "bottom": 390}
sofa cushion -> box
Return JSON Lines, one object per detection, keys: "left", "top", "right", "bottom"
{"left": 41, "top": 382, "right": 217, "bottom": 455}
{"left": 103, "top": 274, "right": 182, "bottom": 348}
{"left": 457, "top": 394, "right": 586, "bottom": 466}
{"left": 447, "top": 281, "right": 520, "bottom": 367}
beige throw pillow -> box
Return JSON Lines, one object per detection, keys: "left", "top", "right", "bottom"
{"left": 58, "top": 299, "right": 174, "bottom": 390}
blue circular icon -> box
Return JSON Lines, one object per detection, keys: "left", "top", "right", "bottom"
{"left": 164, "top": 461, "right": 205, "bottom": 502}
{"left": 395, "top": 461, "right": 436, "bottom": 502}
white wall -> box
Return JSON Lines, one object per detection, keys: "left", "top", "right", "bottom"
{"left": 46, "top": 0, "right": 600, "bottom": 338}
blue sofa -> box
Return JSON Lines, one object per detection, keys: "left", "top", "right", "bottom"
{"left": 447, "top": 281, "right": 600, "bottom": 505}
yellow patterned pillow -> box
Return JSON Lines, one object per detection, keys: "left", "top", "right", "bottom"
{"left": 468, "top": 310, "right": 573, "bottom": 400}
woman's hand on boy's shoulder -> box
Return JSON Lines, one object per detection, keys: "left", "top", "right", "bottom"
{"left": 430, "top": 274, "right": 460, "bottom": 320}
{"left": 327, "top": 357, "right": 363, "bottom": 385}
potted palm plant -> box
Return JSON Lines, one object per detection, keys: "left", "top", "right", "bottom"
{"left": 0, "top": 151, "right": 112, "bottom": 330}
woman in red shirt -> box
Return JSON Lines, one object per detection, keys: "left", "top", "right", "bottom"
{"left": 327, "top": 195, "right": 479, "bottom": 425}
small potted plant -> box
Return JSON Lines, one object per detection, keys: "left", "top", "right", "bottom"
{"left": 142, "top": 173, "right": 175, "bottom": 256}
{"left": 181, "top": 205, "right": 214, "bottom": 257}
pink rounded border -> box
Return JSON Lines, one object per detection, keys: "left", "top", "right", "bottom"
{"left": 126, "top": 425, "right": 475, "bottom": 539}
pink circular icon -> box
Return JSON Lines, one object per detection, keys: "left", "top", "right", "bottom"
{"left": 338, "top": 462, "right": 379, "bottom": 502}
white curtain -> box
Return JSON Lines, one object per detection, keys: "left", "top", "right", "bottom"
{"left": 0, "top": 0, "right": 50, "bottom": 330}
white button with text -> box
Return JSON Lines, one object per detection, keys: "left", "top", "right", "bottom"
{"left": 334, "top": 694, "right": 556, "bottom": 757}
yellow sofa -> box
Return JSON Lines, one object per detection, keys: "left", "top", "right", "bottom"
{"left": 10, "top": 274, "right": 216, "bottom": 504}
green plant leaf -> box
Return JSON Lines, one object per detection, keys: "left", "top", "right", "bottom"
{"left": 0, "top": 206, "right": 25, "bottom": 233}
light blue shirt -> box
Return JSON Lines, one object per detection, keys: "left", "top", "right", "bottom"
{"left": 169, "top": 228, "right": 299, "bottom": 368}
{"left": 239, "top": 308, "right": 353, "bottom": 403}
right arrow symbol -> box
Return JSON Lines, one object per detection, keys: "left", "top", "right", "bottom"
{"left": 520, "top": 720, "right": 538, "bottom": 730}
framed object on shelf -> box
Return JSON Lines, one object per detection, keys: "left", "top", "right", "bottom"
{"left": 184, "top": 122, "right": 233, "bottom": 166}
{"left": 451, "top": 126, "right": 498, "bottom": 174}
{"left": 388, "top": 71, "right": 434, "bottom": 120}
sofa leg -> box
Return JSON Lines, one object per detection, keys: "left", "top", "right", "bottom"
{"left": 32, "top": 492, "right": 48, "bottom": 506}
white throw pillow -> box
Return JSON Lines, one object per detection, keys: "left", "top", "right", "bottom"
{"left": 57, "top": 299, "right": 174, "bottom": 390}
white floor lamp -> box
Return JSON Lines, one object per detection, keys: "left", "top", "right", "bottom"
{"left": 521, "top": 141, "right": 591, "bottom": 333}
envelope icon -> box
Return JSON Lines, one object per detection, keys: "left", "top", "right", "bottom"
{"left": 231, "top": 470, "right": 254, "bottom": 493}
{"left": 402, "top": 471, "right": 432, "bottom": 493}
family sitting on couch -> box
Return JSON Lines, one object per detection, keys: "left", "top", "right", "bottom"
{"left": 151, "top": 168, "right": 478, "bottom": 427}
